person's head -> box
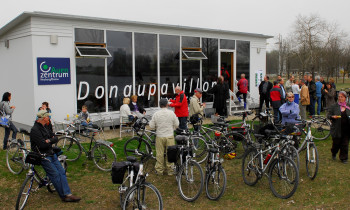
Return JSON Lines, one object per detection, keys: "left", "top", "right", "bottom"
{"left": 194, "top": 88, "right": 203, "bottom": 98}
{"left": 293, "top": 79, "right": 297, "bottom": 84}
{"left": 300, "top": 79, "right": 305, "bottom": 85}
{"left": 217, "top": 76, "right": 224, "bottom": 84}
{"left": 41, "top": 102, "right": 49, "bottom": 110}
{"left": 273, "top": 80, "right": 279, "bottom": 86}
{"left": 159, "top": 98, "right": 168, "bottom": 108}
{"left": 277, "top": 75, "right": 282, "bottom": 80}
{"left": 286, "top": 92, "right": 295, "bottom": 103}
{"left": 264, "top": 75, "right": 269, "bottom": 81}
{"left": 320, "top": 76, "right": 324, "bottom": 82}
{"left": 329, "top": 78, "right": 335, "bottom": 84}
{"left": 279, "top": 78, "right": 284, "bottom": 85}
{"left": 131, "top": 95, "right": 138, "bottom": 103}
{"left": 123, "top": 97, "right": 130, "bottom": 105}
{"left": 303, "top": 75, "right": 308, "bottom": 80}
{"left": 82, "top": 105, "right": 88, "bottom": 113}
{"left": 174, "top": 86, "right": 182, "bottom": 94}
{"left": 37, "top": 110, "right": 51, "bottom": 125}
{"left": 241, "top": 74, "right": 245, "bottom": 79}
{"left": 2, "top": 92, "right": 11, "bottom": 102}
{"left": 338, "top": 91, "right": 347, "bottom": 103}
{"left": 315, "top": 75, "right": 320, "bottom": 81}
{"left": 289, "top": 75, "right": 294, "bottom": 81}
{"left": 326, "top": 82, "right": 332, "bottom": 90}
{"left": 308, "top": 74, "right": 313, "bottom": 82}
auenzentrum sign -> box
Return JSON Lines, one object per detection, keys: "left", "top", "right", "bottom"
{"left": 37, "top": 57, "right": 71, "bottom": 85}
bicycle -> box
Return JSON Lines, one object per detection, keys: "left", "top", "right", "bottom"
{"left": 204, "top": 147, "right": 227, "bottom": 200}
{"left": 55, "top": 123, "right": 116, "bottom": 171}
{"left": 242, "top": 134, "right": 299, "bottom": 199}
{"left": 6, "top": 129, "right": 31, "bottom": 174}
{"left": 112, "top": 154, "right": 163, "bottom": 210}
{"left": 123, "top": 117, "right": 156, "bottom": 159}
{"left": 167, "top": 134, "right": 204, "bottom": 202}
{"left": 308, "top": 115, "right": 331, "bottom": 140}
{"left": 15, "top": 150, "right": 67, "bottom": 210}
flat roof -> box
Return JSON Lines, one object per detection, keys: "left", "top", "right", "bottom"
{"left": 0, "top": 11, "right": 273, "bottom": 39}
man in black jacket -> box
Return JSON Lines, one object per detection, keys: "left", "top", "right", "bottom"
{"left": 307, "top": 75, "right": 316, "bottom": 116}
{"left": 30, "top": 110, "right": 81, "bottom": 202}
{"left": 258, "top": 75, "right": 273, "bottom": 112}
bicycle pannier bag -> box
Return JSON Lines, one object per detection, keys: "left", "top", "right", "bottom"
{"left": 167, "top": 145, "right": 179, "bottom": 163}
{"left": 25, "top": 152, "right": 42, "bottom": 165}
{"left": 111, "top": 161, "right": 128, "bottom": 184}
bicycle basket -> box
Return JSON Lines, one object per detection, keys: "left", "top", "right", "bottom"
{"left": 111, "top": 161, "right": 128, "bottom": 184}
{"left": 189, "top": 114, "right": 201, "bottom": 124}
{"left": 25, "top": 152, "right": 42, "bottom": 165}
{"left": 167, "top": 145, "right": 179, "bottom": 163}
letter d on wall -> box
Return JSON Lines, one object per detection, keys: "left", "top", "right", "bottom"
{"left": 78, "top": 81, "right": 89, "bottom": 100}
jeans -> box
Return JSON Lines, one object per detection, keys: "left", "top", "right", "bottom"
{"left": 41, "top": 154, "right": 71, "bottom": 198}
{"left": 3, "top": 121, "right": 18, "bottom": 149}
{"left": 309, "top": 98, "right": 316, "bottom": 116}
{"left": 273, "top": 108, "right": 280, "bottom": 123}
{"left": 178, "top": 117, "right": 188, "bottom": 130}
{"left": 316, "top": 96, "right": 322, "bottom": 115}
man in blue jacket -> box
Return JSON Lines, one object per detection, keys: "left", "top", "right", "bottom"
{"left": 315, "top": 76, "right": 323, "bottom": 115}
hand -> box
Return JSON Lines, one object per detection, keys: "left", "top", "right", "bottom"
{"left": 325, "top": 90, "right": 328, "bottom": 93}
{"left": 143, "top": 111, "right": 146, "bottom": 115}
{"left": 202, "top": 103, "right": 206, "bottom": 108}
{"left": 10, "top": 106, "right": 15, "bottom": 109}
{"left": 45, "top": 139, "right": 50, "bottom": 143}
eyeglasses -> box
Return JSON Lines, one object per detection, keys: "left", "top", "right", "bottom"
{"left": 287, "top": 96, "right": 294, "bottom": 98}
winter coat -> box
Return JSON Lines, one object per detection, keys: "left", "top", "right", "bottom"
{"left": 208, "top": 82, "right": 229, "bottom": 115}
{"left": 327, "top": 103, "right": 350, "bottom": 138}
{"left": 300, "top": 85, "right": 310, "bottom": 106}
{"left": 258, "top": 81, "right": 273, "bottom": 97}
{"left": 325, "top": 88, "right": 336, "bottom": 109}
{"left": 270, "top": 85, "right": 283, "bottom": 108}
{"left": 169, "top": 91, "right": 189, "bottom": 117}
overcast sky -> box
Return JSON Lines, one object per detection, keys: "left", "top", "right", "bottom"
{"left": 1, "top": 0, "right": 349, "bottom": 51}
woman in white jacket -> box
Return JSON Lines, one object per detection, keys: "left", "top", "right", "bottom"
{"left": 292, "top": 79, "right": 301, "bottom": 104}
{"left": 120, "top": 98, "right": 134, "bottom": 123}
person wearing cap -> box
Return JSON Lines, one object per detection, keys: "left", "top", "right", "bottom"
{"left": 189, "top": 88, "right": 206, "bottom": 131}
{"left": 30, "top": 110, "right": 81, "bottom": 202}
{"left": 149, "top": 98, "right": 179, "bottom": 175}
{"left": 169, "top": 86, "right": 189, "bottom": 130}
{"left": 327, "top": 91, "right": 350, "bottom": 164}
{"left": 208, "top": 76, "right": 229, "bottom": 115}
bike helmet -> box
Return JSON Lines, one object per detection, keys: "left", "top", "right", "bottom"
{"left": 223, "top": 152, "right": 236, "bottom": 160}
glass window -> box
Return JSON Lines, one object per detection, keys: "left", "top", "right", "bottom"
{"left": 182, "top": 36, "right": 200, "bottom": 48}
{"left": 236, "top": 41, "right": 250, "bottom": 90}
{"left": 182, "top": 51, "right": 207, "bottom": 60}
{"left": 107, "top": 31, "right": 133, "bottom": 111}
{"left": 76, "top": 58, "right": 105, "bottom": 113}
{"left": 202, "top": 38, "right": 218, "bottom": 102}
{"left": 75, "top": 28, "right": 104, "bottom": 43}
{"left": 159, "top": 35, "right": 180, "bottom": 99}
{"left": 220, "top": 39, "right": 235, "bottom": 49}
{"left": 76, "top": 46, "right": 111, "bottom": 57}
{"left": 182, "top": 60, "right": 200, "bottom": 102}
{"left": 135, "top": 33, "right": 158, "bottom": 108}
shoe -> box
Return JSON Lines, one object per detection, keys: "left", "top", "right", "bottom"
{"left": 341, "top": 160, "right": 348, "bottom": 164}
{"left": 62, "top": 195, "right": 81, "bottom": 202}
{"left": 332, "top": 155, "right": 336, "bottom": 161}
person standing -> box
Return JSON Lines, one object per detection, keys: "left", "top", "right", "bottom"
{"left": 149, "top": 99, "right": 179, "bottom": 175}
{"left": 320, "top": 76, "right": 327, "bottom": 111}
{"left": 30, "top": 110, "right": 81, "bottom": 201}
{"left": 327, "top": 91, "right": 350, "bottom": 164}
{"left": 208, "top": 76, "right": 229, "bottom": 115}
{"left": 292, "top": 79, "right": 301, "bottom": 104}
{"left": 307, "top": 75, "right": 316, "bottom": 116}
{"left": 315, "top": 76, "right": 323, "bottom": 115}
{"left": 270, "top": 81, "right": 283, "bottom": 123}
{"left": 258, "top": 75, "right": 273, "bottom": 112}
{"left": 189, "top": 88, "right": 206, "bottom": 131}
{"left": 285, "top": 75, "right": 294, "bottom": 93}
{"left": 279, "top": 78, "right": 286, "bottom": 103}
{"left": 0, "top": 92, "right": 18, "bottom": 150}
{"left": 324, "top": 82, "right": 336, "bottom": 110}
{"left": 303, "top": 74, "right": 309, "bottom": 86}
{"left": 236, "top": 74, "right": 249, "bottom": 109}
{"left": 299, "top": 79, "right": 310, "bottom": 120}
{"left": 169, "top": 86, "right": 189, "bottom": 130}
{"left": 279, "top": 92, "right": 300, "bottom": 125}
{"left": 38, "top": 102, "right": 53, "bottom": 132}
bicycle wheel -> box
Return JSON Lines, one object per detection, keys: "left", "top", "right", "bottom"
{"left": 306, "top": 143, "right": 319, "bottom": 180}
{"left": 92, "top": 143, "right": 117, "bottom": 171}
{"left": 311, "top": 118, "right": 331, "bottom": 140}
{"left": 124, "top": 137, "right": 152, "bottom": 159}
{"left": 283, "top": 145, "right": 300, "bottom": 170}
{"left": 16, "top": 175, "right": 36, "bottom": 210}
{"left": 56, "top": 137, "right": 82, "bottom": 161}
{"left": 226, "top": 132, "right": 247, "bottom": 159}
{"left": 205, "top": 164, "right": 227, "bottom": 200}
{"left": 123, "top": 182, "right": 163, "bottom": 210}
{"left": 268, "top": 156, "right": 299, "bottom": 199}
{"left": 6, "top": 143, "right": 24, "bottom": 174}
{"left": 242, "top": 149, "right": 259, "bottom": 186}
{"left": 177, "top": 160, "right": 204, "bottom": 202}
{"left": 191, "top": 136, "right": 209, "bottom": 164}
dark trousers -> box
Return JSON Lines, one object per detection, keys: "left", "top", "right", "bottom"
{"left": 321, "top": 95, "right": 326, "bottom": 111}
{"left": 178, "top": 117, "right": 188, "bottom": 130}
{"left": 41, "top": 154, "right": 71, "bottom": 198}
{"left": 331, "top": 136, "right": 349, "bottom": 161}
{"left": 309, "top": 97, "right": 316, "bottom": 116}
{"left": 3, "top": 121, "right": 18, "bottom": 149}
{"left": 259, "top": 94, "right": 270, "bottom": 111}
{"left": 273, "top": 108, "right": 280, "bottom": 123}
{"left": 236, "top": 91, "right": 247, "bottom": 103}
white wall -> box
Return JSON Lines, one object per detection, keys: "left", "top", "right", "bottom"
{"left": 249, "top": 41, "right": 267, "bottom": 101}
{"left": 31, "top": 35, "right": 76, "bottom": 123}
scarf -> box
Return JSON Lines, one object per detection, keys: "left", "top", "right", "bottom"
{"left": 338, "top": 102, "right": 350, "bottom": 111}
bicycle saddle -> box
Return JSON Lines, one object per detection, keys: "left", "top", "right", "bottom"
{"left": 209, "top": 148, "right": 219, "bottom": 153}
{"left": 126, "top": 156, "right": 137, "bottom": 163}
{"left": 265, "top": 129, "right": 278, "bottom": 136}
{"left": 175, "top": 135, "right": 188, "bottom": 145}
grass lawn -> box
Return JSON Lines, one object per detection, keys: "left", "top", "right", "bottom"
{"left": 1, "top": 127, "right": 350, "bottom": 209}
{"left": 335, "top": 77, "right": 350, "bottom": 90}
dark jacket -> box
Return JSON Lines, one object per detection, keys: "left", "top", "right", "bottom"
{"left": 270, "top": 85, "right": 283, "bottom": 108}
{"left": 327, "top": 103, "right": 350, "bottom": 138}
{"left": 259, "top": 81, "right": 273, "bottom": 97}
{"left": 169, "top": 91, "right": 189, "bottom": 117}
{"left": 30, "top": 121, "right": 58, "bottom": 155}
{"left": 308, "top": 80, "right": 316, "bottom": 100}
{"left": 208, "top": 82, "right": 229, "bottom": 115}
{"left": 129, "top": 102, "right": 145, "bottom": 114}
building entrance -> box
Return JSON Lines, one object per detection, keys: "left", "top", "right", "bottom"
{"left": 220, "top": 52, "right": 234, "bottom": 90}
